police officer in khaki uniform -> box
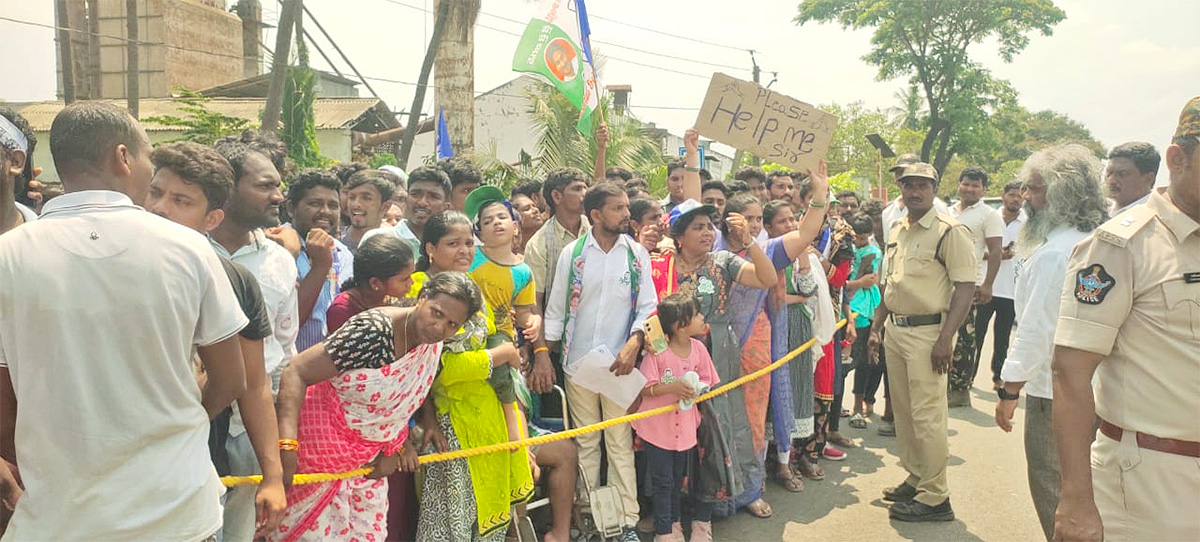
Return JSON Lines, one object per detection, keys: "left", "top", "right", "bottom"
{"left": 868, "top": 163, "right": 977, "bottom": 522}
{"left": 1050, "top": 98, "right": 1200, "bottom": 542}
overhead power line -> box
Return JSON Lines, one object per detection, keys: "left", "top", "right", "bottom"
{"left": 2, "top": 12, "right": 710, "bottom": 112}
{"left": 371, "top": 0, "right": 724, "bottom": 78}
{"left": 588, "top": 12, "right": 750, "bottom": 52}
{"left": 0, "top": 14, "right": 246, "bottom": 62}
{"left": 472, "top": 9, "right": 747, "bottom": 72}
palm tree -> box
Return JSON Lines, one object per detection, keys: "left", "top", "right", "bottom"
{"left": 434, "top": 0, "right": 481, "bottom": 154}
{"left": 888, "top": 83, "right": 927, "bottom": 131}
{"left": 473, "top": 80, "right": 666, "bottom": 193}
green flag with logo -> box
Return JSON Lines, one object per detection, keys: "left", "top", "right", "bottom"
{"left": 512, "top": 1, "right": 598, "bottom": 135}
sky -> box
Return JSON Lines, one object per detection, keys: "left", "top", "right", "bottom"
{"left": 2, "top": 0, "right": 1197, "bottom": 185}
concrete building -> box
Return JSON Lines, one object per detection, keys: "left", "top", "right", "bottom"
{"left": 408, "top": 76, "right": 733, "bottom": 179}
{"left": 57, "top": 0, "right": 260, "bottom": 101}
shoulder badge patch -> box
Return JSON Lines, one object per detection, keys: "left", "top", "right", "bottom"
{"left": 1075, "top": 264, "right": 1115, "bottom": 305}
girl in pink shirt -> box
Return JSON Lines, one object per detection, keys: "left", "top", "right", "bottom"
{"left": 632, "top": 294, "right": 719, "bottom": 542}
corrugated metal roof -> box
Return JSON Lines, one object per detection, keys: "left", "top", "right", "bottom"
{"left": 18, "top": 97, "right": 393, "bottom": 132}
{"left": 200, "top": 70, "right": 361, "bottom": 98}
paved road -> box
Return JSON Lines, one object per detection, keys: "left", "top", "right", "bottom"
{"left": 712, "top": 341, "right": 1045, "bottom": 541}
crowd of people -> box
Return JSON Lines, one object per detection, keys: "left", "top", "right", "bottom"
{"left": 0, "top": 95, "right": 1195, "bottom": 542}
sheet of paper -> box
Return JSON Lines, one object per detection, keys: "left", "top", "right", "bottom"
{"left": 565, "top": 346, "right": 647, "bottom": 410}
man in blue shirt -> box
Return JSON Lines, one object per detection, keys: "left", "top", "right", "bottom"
{"left": 284, "top": 169, "right": 354, "bottom": 352}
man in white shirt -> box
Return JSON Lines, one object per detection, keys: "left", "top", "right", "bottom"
{"left": 0, "top": 101, "right": 248, "bottom": 541}
{"left": 993, "top": 144, "right": 1109, "bottom": 540}
{"left": 1105, "top": 141, "right": 1159, "bottom": 216}
{"left": 974, "top": 182, "right": 1025, "bottom": 389}
{"left": 211, "top": 130, "right": 300, "bottom": 542}
{"left": 359, "top": 165, "right": 451, "bottom": 257}
{"left": 545, "top": 183, "right": 657, "bottom": 541}
{"left": 282, "top": 169, "right": 353, "bottom": 353}
{"left": 946, "top": 166, "right": 1005, "bottom": 407}
{"left": 0, "top": 108, "right": 38, "bottom": 236}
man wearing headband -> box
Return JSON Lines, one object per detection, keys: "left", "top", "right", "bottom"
{"left": 0, "top": 107, "right": 38, "bottom": 236}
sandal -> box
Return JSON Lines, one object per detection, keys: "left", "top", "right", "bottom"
{"left": 796, "top": 459, "right": 825, "bottom": 481}
{"left": 746, "top": 498, "right": 774, "bottom": 518}
{"left": 828, "top": 433, "right": 857, "bottom": 448}
{"left": 777, "top": 467, "right": 804, "bottom": 493}
{"left": 848, "top": 413, "right": 867, "bottom": 429}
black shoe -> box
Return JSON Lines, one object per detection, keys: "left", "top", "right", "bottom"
{"left": 889, "top": 499, "right": 955, "bottom": 522}
{"left": 882, "top": 482, "right": 917, "bottom": 503}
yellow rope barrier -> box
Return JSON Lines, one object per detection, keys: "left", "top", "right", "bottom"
{"left": 222, "top": 318, "right": 849, "bottom": 487}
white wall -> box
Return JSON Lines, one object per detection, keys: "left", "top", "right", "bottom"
{"left": 410, "top": 75, "right": 544, "bottom": 165}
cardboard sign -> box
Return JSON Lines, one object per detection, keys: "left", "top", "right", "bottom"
{"left": 695, "top": 73, "right": 839, "bottom": 172}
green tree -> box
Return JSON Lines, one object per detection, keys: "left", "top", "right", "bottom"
{"left": 821, "top": 101, "right": 897, "bottom": 177}
{"left": 796, "top": 0, "right": 1065, "bottom": 172}
{"left": 143, "top": 88, "right": 252, "bottom": 145}
{"left": 281, "top": 38, "right": 327, "bottom": 169}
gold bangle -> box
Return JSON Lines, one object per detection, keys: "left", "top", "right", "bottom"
{"left": 278, "top": 438, "right": 299, "bottom": 451}
{"left": 533, "top": 346, "right": 550, "bottom": 355}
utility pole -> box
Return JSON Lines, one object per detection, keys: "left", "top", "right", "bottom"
{"left": 749, "top": 50, "right": 762, "bottom": 166}
{"left": 262, "top": 0, "right": 301, "bottom": 134}
{"left": 87, "top": 0, "right": 101, "bottom": 96}
{"left": 125, "top": 0, "right": 139, "bottom": 118}
{"left": 55, "top": 0, "right": 76, "bottom": 104}
{"left": 397, "top": 0, "right": 450, "bottom": 169}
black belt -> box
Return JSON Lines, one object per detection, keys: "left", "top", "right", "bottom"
{"left": 890, "top": 313, "right": 942, "bottom": 327}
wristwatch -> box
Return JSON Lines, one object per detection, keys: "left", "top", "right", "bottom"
{"left": 997, "top": 387, "right": 1020, "bottom": 401}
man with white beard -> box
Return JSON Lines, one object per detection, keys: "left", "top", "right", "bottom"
{"left": 992, "top": 144, "right": 1110, "bottom": 540}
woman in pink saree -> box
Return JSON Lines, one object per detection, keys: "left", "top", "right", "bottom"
{"left": 269, "top": 272, "right": 485, "bottom": 542}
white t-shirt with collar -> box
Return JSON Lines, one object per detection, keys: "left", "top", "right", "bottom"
{"left": 0, "top": 190, "right": 248, "bottom": 541}
{"left": 14, "top": 201, "right": 36, "bottom": 223}
{"left": 949, "top": 199, "right": 1006, "bottom": 284}
{"left": 993, "top": 209, "right": 1026, "bottom": 299}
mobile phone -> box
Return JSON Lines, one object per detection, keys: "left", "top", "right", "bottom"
{"left": 643, "top": 315, "right": 668, "bottom": 355}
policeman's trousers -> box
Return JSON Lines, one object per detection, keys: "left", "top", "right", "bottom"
{"left": 1092, "top": 431, "right": 1200, "bottom": 541}
{"left": 884, "top": 321, "right": 951, "bottom": 507}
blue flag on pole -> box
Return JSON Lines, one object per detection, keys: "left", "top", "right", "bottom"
{"left": 575, "top": 0, "right": 593, "bottom": 65}
{"left": 436, "top": 106, "right": 453, "bottom": 160}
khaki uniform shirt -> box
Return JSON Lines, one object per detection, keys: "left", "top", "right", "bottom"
{"left": 524, "top": 215, "right": 590, "bottom": 296}
{"left": 882, "top": 209, "right": 977, "bottom": 316}
{"left": 1053, "top": 191, "right": 1200, "bottom": 442}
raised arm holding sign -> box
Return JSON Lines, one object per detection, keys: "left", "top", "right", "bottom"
{"left": 694, "top": 73, "right": 839, "bottom": 172}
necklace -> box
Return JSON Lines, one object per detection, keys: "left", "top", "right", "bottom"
{"left": 401, "top": 312, "right": 414, "bottom": 352}
{"left": 675, "top": 251, "right": 705, "bottom": 274}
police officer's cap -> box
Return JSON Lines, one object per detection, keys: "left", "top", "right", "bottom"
{"left": 1173, "top": 96, "right": 1200, "bottom": 144}
{"left": 888, "top": 153, "right": 921, "bottom": 173}
{"left": 897, "top": 162, "right": 940, "bottom": 186}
